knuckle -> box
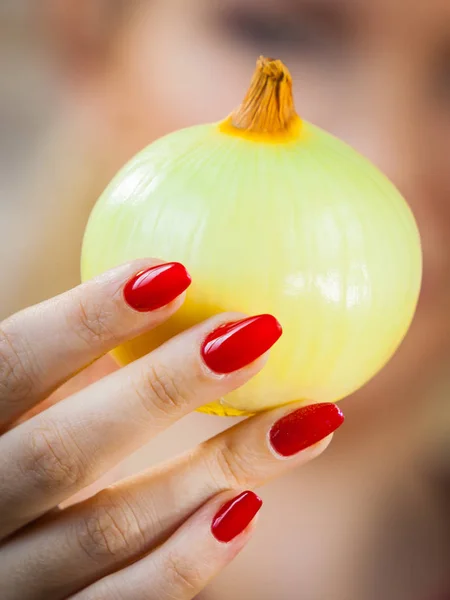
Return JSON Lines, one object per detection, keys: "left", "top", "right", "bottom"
{"left": 163, "top": 552, "right": 201, "bottom": 595}
{"left": 212, "top": 442, "right": 254, "bottom": 489}
{"left": 76, "top": 492, "right": 147, "bottom": 562}
{"left": 70, "top": 293, "right": 117, "bottom": 347}
{"left": 23, "top": 422, "right": 85, "bottom": 492}
{"left": 135, "top": 362, "right": 190, "bottom": 418}
{"left": 0, "top": 321, "right": 35, "bottom": 404}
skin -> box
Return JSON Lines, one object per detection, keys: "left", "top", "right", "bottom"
{"left": 1, "top": 0, "right": 449, "bottom": 598}
{"left": 0, "top": 258, "right": 333, "bottom": 599}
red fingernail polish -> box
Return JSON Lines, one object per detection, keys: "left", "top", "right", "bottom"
{"left": 124, "top": 263, "right": 191, "bottom": 312}
{"left": 269, "top": 403, "right": 345, "bottom": 457}
{"left": 201, "top": 314, "right": 282, "bottom": 374}
{"left": 211, "top": 491, "right": 263, "bottom": 543}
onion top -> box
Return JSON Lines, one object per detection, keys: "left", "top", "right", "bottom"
{"left": 81, "top": 57, "right": 422, "bottom": 416}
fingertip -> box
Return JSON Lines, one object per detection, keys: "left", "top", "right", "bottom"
{"left": 267, "top": 402, "right": 344, "bottom": 460}
{"left": 210, "top": 490, "right": 263, "bottom": 544}
{"left": 200, "top": 313, "right": 282, "bottom": 375}
{"left": 123, "top": 262, "right": 192, "bottom": 313}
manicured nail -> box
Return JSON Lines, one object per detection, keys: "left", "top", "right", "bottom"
{"left": 211, "top": 491, "right": 263, "bottom": 543}
{"left": 124, "top": 263, "right": 191, "bottom": 312}
{"left": 269, "top": 403, "right": 345, "bottom": 457}
{"left": 201, "top": 314, "right": 282, "bottom": 374}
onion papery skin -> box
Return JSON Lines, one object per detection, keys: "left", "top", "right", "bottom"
{"left": 81, "top": 117, "right": 422, "bottom": 416}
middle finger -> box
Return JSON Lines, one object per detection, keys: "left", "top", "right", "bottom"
{"left": 0, "top": 312, "right": 281, "bottom": 538}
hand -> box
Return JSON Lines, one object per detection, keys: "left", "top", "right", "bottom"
{"left": 0, "top": 259, "right": 344, "bottom": 600}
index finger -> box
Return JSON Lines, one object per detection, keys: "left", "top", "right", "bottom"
{"left": 0, "top": 260, "right": 191, "bottom": 428}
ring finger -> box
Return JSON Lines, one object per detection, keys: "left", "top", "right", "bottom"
{"left": 0, "top": 401, "right": 344, "bottom": 599}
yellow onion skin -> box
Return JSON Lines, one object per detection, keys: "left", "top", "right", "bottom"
{"left": 81, "top": 104, "right": 422, "bottom": 417}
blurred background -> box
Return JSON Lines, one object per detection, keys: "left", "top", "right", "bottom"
{"left": 2, "top": 0, "right": 450, "bottom": 319}
{"left": 1, "top": 1, "right": 449, "bottom": 599}
{"left": 1, "top": 0, "right": 62, "bottom": 315}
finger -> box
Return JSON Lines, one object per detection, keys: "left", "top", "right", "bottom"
{"left": 0, "top": 313, "right": 281, "bottom": 537}
{"left": 0, "top": 403, "right": 343, "bottom": 599}
{"left": 0, "top": 259, "right": 191, "bottom": 427}
{"left": 14, "top": 356, "right": 118, "bottom": 426}
{"left": 70, "top": 490, "right": 261, "bottom": 600}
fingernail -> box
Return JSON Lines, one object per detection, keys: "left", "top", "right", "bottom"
{"left": 211, "top": 491, "right": 263, "bottom": 543}
{"left": 201, "top": 314, "right": 282, "bottom": 374}
{"left": 269, "top": 403, "right": 345, "bottom": 457}
{"left": 124, "top": 263, "right": 191, "bottom": 312}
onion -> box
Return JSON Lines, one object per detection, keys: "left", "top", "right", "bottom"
{"left": 81, "top": 57, "right": 422, "bottom": 416}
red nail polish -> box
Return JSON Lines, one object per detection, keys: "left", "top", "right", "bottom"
{"left": 269, "top": 403, "right": 344, "bottom": 457}
{"left": 124, "top": 263, "right": 191, "bottom": 312}
{"left": 211, "top": 491, "right": 263, "bottom": 543}
{"left": 201, "top": 314, "right": 282, "bottom": 374}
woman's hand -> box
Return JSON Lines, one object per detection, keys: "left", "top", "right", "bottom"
{"left": 0, "top": 259, "right": 344, "bottom": 600}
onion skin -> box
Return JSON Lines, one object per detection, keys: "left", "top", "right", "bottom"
{"left": 81, "top": 59, "right": 422, "bottom": 416}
